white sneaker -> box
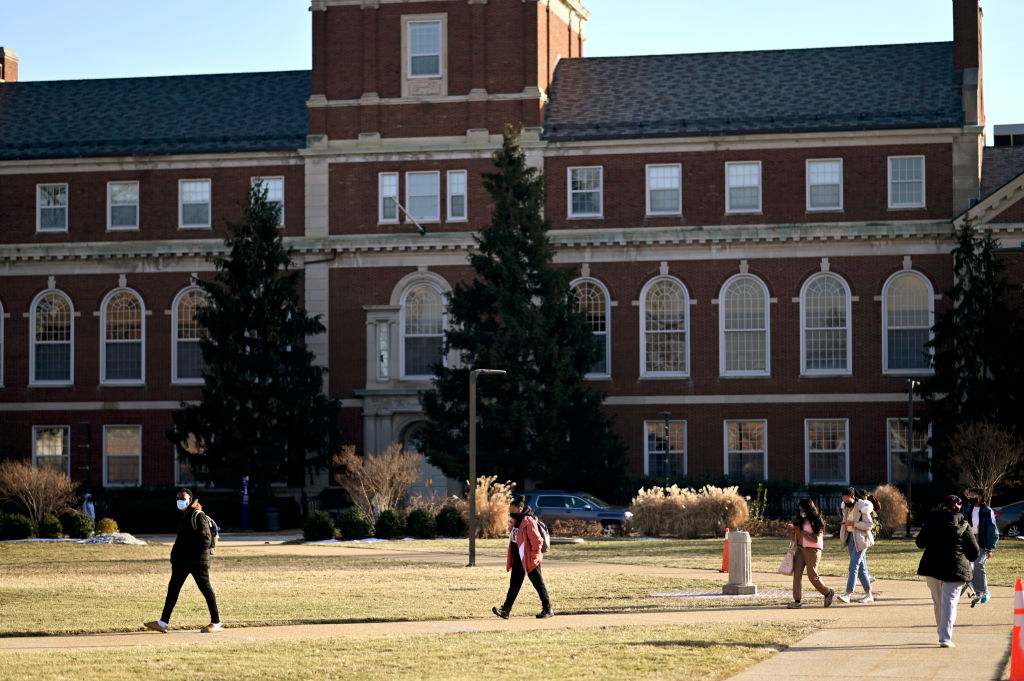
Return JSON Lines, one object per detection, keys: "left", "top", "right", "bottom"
{"left": 857, "top": 593, "right": 875, "bottom": 603}
{"left": 939, "top": 640, "right": 955, "bottom": 648}
{"left": 836, "top": 592, "right": 851, "bottom": 603}
{"left": 144, "top": 620, "right": 168, "bottom": 633}
{"left": 200, "top": 622, "right": 224, "bottom": 633}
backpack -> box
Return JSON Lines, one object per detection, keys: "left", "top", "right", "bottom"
{"left": 869, "top": 495, "right": 882, "bottom": 512}
{"left": 190, "top": 510, "right": 220, "bottom": 555}
{"left": 535, "top": 517, "right": 551, "bottom": 554}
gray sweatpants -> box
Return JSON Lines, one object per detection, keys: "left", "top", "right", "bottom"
{"left": 925, "top": 576, "right": 963, "bottom": 644}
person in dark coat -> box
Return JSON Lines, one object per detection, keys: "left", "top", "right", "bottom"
{"left": 915, "top": 494, "right": 980, "bottom": 648}
{"left": 145, "top": 488, "right": 222, "bottom": 633}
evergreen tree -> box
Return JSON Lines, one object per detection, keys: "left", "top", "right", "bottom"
{"left": 923, "top": 219, "right": 1024, "bottom": 462}
{"left": 167, "top": 183, "right": 341, "bottom": 497}
{"left": 417, "top": 127, "right": 626, "bottom": 496}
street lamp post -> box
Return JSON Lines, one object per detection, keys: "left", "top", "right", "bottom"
{"left": 468, "top": 368, "right": 506, "bottom": 567}
{"left": 906, "top": 379, "right": 919, "bottom": 538}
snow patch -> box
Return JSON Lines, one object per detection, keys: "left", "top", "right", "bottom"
{"left": 81, "top": 533, "right": 147, "bottom": 545}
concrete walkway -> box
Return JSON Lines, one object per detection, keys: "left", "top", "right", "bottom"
{"left": 1, "top": 540, "right": 1014, "bottom": 681}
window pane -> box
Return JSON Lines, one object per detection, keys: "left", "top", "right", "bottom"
{"left": 804, "top": 276, "right": 848, "bottom": 371}
{"left": 888, "top": 419, "right": 930, "bottom": 483}
{"left": 107, "top": 456, "right": 139, "bottom": 485}
{"left": 105, "top": 292, "right": 142, "bottom": 341}
{"left": 646, "top": 421, "right": 685, "bottom": 479}
{"left": 409, "top": 22, "right": 441, "bottom": 55}
{"left": 380, "top": 174, "right": 398, "bottom": 221}
{"left": 177, "top": 342, "right": 206, "bottom": 380}
{"left": 35, "top": 344, "right": 71, "bottom": 381}
{"left": 404, "top": 285, "right": 444, "bottom": 375}
{"left": 809, "top": 184, "right": 840, "bottom": 208}
{"left": 35, "top": 427, "right": 70, "bottom": 474}
{"left": 727, "top": 421, "right": 765, "bottom": 479}
{"left": 106, "top": 342, "right": 142, "bottom": 380}
{"left": 887, "top": 329, "right": 930, "bottom": 369}
{"left": 106, "top": 426, "right": 141, "bottom": 486}
{"left": 408, "top": 173, "right": 439, "bottom": 220}
{"left": 40, "top": 185, "right": 67, "bottom": 207}
{"left": 648, "top": 166, "right": 680, "bottom": 213}
{"left": 729, "top": 186, "right": 759, "bottom": 210}
{"left": 110, "top": 205, "right": 137, "bottom": 227}
{"left": 405, "top": 336, "right": 443, "bottom": 375}
{"left": 573, "top": 281, "right": 608, "bottom": 374}
{"left": 807, "top": 420, "right": 847, "bottom": 483}
{"left": 645, "top": 280, "right": 686, "bottom": 373}
{"left": 182, "top": 203, "right": 209, "bottom": 226}
{"left": 181, "top": 181, "right": 210, "bottom": 202}
{"left": 40, "top": 207, "right": 67, "bottom": 230}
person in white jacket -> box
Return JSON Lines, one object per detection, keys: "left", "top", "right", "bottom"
{"left": 836, "top": 487, "right": 875, "bottom": 603}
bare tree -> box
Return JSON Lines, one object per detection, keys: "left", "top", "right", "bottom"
{"left": 942, "top": 422, "right": 1024, "bottom": 501}
{"left": 333, "top": 442, "right": 421, "bottom": 530}
{"left": 0, "top": 460, "right": 78, "bottom": 534}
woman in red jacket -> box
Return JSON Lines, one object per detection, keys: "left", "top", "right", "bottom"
{"left": 493, "top": 495, "right": 553, "bottom": 619}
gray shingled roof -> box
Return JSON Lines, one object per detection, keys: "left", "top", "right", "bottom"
{"left": 0, "top": 70, "right": 310, "bottom": 160}
{"left": 544, "top": 42, "right": 962, "bottom": 142}
{"left": 981, "top": 146, "right": 1024, "bottom": 199}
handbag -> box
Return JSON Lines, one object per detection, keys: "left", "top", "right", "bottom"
{"left": 778, "top": 542, "right": 796, "bottom": 575}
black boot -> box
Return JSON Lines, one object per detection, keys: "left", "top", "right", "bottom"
{"left": 536, "top": 605, "right": 553, "bottom": 619}
{"left": 492, "top": 606, "right": 510, "bottom": 619}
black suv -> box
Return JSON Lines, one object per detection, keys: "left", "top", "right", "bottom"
{"left": 521, "top": 490, "right": 632, "bottom": 533}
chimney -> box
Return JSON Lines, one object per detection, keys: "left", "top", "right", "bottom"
{"left": 952, "top": 0, "right": 983, "bottom": 126}
{"left": 0, "top": 47, "right": 18, "bottom": 83}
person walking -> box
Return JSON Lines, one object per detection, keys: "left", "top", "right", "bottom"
{"left": 786, "top": 498, "right": 835, "bottom": 609}
{"left": 836, "top": 487, "right": 875, "bottom": 603}
{"left": 81, "top": 493, "right": 95, "bottom": 527}
{"left": 916, "top": 494, "right": 980, "bottom": 648}
{"left": 145, "top": 488, "right": 223, "bottom": 633}
{"left": 492, "top": 495, "right": 552, "bottom": 619}
{"left": 963, "top": 487, "right": 998, "bottom": 605}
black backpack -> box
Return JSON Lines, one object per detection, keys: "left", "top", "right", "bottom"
{"left": 535, "top": 518, "right": 551, "bottom": 553}
{"left": 190, "top": 510, "right": 220, "bottom": 555}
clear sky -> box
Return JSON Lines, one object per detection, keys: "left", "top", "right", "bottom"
{"left": 2, "top": 0, "right": 1020, "bottom": 140}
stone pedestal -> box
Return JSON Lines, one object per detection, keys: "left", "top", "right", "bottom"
{"left": 722, "top": 530, "right": 757, "bottom": 595}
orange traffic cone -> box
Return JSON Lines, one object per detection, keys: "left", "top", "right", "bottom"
{"left": 720, "top": 528, "right": 730, "bottom": 573}
{"left": 1011, "top": 579, "right": 1024, "bottom": 680}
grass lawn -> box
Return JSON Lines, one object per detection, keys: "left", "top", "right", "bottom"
{"left": 0, "top": 622, "right": 818, "bottom": 681}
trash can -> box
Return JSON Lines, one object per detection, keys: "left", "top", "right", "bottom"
{"left": 264, "top": 507, "right": 280, "bottom": 532}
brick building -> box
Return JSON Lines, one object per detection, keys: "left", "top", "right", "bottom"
{"left": 1, "top": 0, "right": 1022, "bottom": 497}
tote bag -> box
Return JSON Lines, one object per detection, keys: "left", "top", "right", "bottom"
{"left": 778, "top": 543, "right": 796, "bottom": 575}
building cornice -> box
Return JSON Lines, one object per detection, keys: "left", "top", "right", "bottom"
{"left": 307, "top": 86, "right": 546, "bottom": 109}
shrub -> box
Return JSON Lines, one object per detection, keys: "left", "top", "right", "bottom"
{"left": 435, "top": 504, "right": 467, "bottom": 538}
{"left": 550, "top": 519, "right": 604, "bottom": 537}
{"left": 303, "top": 509, "right": 336, "bottom": 542}
{"left": 336, "top": 507, "right": 371, "bottom": 540}
{"left": 629, "top": 485, "right": 748, "bottom": 538}
{"left": 873, "top": 484, "right": 909, "bottom": 539}
{"left": 0, "top": 512, "right": 33, "bottom": 540}
{"left": 0, "top": 460, "right": 78, "bottom": 535}
{"left": 406, "top": 494, "right": 448, "bottom": 517}
{"left": 453, "top": 476, "right": 515, "bottom": 538}
{"left": 96, "top": 517, "right": 119, "bottom": 534}
{"left": 405, "top": 508, "right": 437, "bottom": 539}
{"left": 375, "top": 509, "right": 405, "bottom": 539}
{"left": 61, "top": 510, "right": 94, "bottom": 539}
{"left": 38, "top": 512, "right": 63, "bottom": 539}
{"left": 743, "top": 518, "right": 793, "bottom": 538}
{"left": 333, "top": 442, "right": 421, "bottom": 533}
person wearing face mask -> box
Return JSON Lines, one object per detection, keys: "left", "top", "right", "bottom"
{"left": 786, "top": 498, "right": 835, "bottom": 609}
{"left": 144, "top": 489, "right": 222, "bottom": 633}
{"left": 836, "top": 487, "right": 875, "bottom": 603}
{"left": 962, "top": 487, "right": 998, "bottom": 605}
{"left": 492, "top": 495, "right": 552, "bottom": 619}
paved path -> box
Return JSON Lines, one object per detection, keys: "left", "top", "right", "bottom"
{"left": 1, "top": 539, "right": 1014, "bottom": 681}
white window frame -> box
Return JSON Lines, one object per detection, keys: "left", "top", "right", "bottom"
{"left": 799, "top": 273, "right": 853, "bottom": 376}
{"left": 172, "top": 286, "right": 208, "bottom": 385}
{"left": 886, "top": 417, "right": 933, "bottom": 484}
{"left": 29, "top": 289, "right": 74, "bottom": 386}
{"left": 407, "top": 19, "right": 442, "bottom": 78}
{"left": 723, "top": 420, "right": 768, "bottom": 480}
{"left": 178, "top": 179, "right": 211, "bottom": 229}
{"left": 567, "top": 166, "right": 603, "bottom": 218}
{"left": 725, "top": 161, "right": 761, "bottom": 214}
{"left": 718, "top": 273, "right": 770, "bottom": 377}
{"left": 36, "top": 183, "right": 69, "bottom": 233}
{"left": 644, "top": 419, "right": 687, "bottom": 478}
{"left": 571, "top": 277, "right": 612, "bottom": 379}
{"left": 888, "top": 155, "right": 926, "bottom": 209}
{"left": 645, "top": 163, "right": 681, "bottom": 216}
{"left": 640, "top": 276, "right": 690, "bottom": 378}
{"left": 447, "top": 170, "right": 468, "bottom": 222}
{"left": 252, "top": 176, "right": 284, "bottom": 227}
{"left": 103, "top": 424, "right": 142, "bottom": 487}
{"left": 405, "top": 171, "right": 441, "bottom": 223}
{"left": 100, "top": 288, "right": 146, "bottom": 386}
{"left": 804, "top": 418, "right": 850, "bottom": 485}
{"left": 32, "top": 425, "right": 70, "bottom": 475}
{"left": 106, "top": 181, "right": 139, "bottom": 231}
{"left": 379, "top": 172, "right": 399, "bottom": 224}
{"left": 399, "top": 282, "right": 447, "bottom": 380}
{"left": 882, "top": 270, "right": 935, "bottom": 376}
{"left": 805, "top": 158, "right": 843, "bottom": 212}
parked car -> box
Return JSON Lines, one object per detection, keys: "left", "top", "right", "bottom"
{"left": 994, "top": 501, "right": 1024, "bottom": 537}
{"left": 521, "top": 490, "right": 632, "bottom": 533}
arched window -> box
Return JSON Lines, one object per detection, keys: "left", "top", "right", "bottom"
{"left": 719, "top": 274, "right": 769, "bottom": 376}
{"left": 641, "top": 277, "right": 688, "bottom": 376}
{"left": 883, "top": 271, "right": 933, "bottom": 373}
{"left": 173, "top": 287, "right": 209, "bottom": 383}
{"left": 571, "top": 278, "right": 610, "bottom": 377}
{"left": 30, "top": 290, "right": 74, "bottom": 385}
{"left": 800, "top": 273, "right": 851, "bottom": 375}
{"left": 401, "top": 283, "right": 445, "bottom": 378}
{"left": 101, "top": 289, "right": 144, "bottom": 384}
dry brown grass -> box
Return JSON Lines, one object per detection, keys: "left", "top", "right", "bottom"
{"left": 550, "top": 519, "right": 605, "bottom": 537}
{"left": 629, "top": 485, "right": 749, "bottom": 538}
{"left": 873, "top": 484, "right": 909, "bottom": 538}
{"left": 453, "top": 475, "right": 514, "bottom": 538}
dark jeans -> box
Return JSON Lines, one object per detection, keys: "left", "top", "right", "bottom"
{"left": 161, "top": 561, "right": 220, "bottom": 623}
{"left": 502, "top": 551, "right": 550, "bottom": 612}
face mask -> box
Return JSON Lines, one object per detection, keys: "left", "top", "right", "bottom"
{"left": 176, "top": 499, "right": 189, "bottom": 511}
{"left": 844, "top": 501, "right": 854, "bottom": 508}
{"left": 799, "top": 511, "right": 807, "bottom": 518}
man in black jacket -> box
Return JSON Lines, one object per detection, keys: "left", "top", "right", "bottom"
{"left": 916, "top": 495, "right": 980, "bottom": 648}
{"left": 145, "top": 488, "right": 222, "bottom": 633}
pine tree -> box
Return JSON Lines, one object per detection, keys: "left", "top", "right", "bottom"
{"left": 167, "top": 182, "right": 341, "bottom": 497}
{"left": 417, "top": 127, "right": 626, "bottom": 496}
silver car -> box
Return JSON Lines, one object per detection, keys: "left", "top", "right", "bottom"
{"left": 522, "top": 490, "right": 632, "bottom": 533}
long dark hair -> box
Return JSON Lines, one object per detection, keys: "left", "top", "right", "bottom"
{"left": 798, "top": 498, "right": 825, "bottom": 536}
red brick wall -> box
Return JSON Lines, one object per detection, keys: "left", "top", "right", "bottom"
{"left": 990, "top": 194, "right": 1024, "bottom": 223}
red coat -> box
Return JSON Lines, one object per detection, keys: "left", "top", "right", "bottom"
{"left": 506, "top": 515, "right": 544, "bottom": 573}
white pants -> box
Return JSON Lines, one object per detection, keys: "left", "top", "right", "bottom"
{"left": 925, "top": 576, "right": 964, "bottom": 644}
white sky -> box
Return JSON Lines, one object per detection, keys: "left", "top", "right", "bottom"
{"left": 2, "top": 0, "right": 1019, "bottom": 140}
